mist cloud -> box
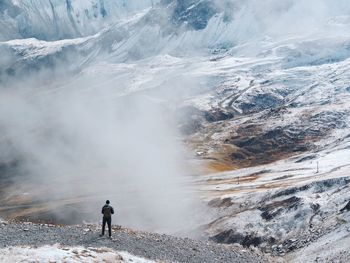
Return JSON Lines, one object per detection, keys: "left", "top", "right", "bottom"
{"left": 1, "top": 0, "right": 349, "bottom": 235}
{"left": 213, "top": 0, "right": 350, "bottom": 43}
{"left": 0, "top": 62, "right": 206, "bottom": 234}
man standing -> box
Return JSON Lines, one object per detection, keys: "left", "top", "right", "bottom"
{"left": 100, "top": 200, "right": 114, "bottom": 237}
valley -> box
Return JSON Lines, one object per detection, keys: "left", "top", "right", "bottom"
{"left": 0, "top": 0, "right": 350, "bottom": 262}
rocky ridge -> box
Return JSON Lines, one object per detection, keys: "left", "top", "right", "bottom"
{"left": 0, "top": 220, "right": 272, "bottom": 263}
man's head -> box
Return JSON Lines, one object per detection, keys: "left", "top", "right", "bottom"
{"left": 106, "top": 200, "right": 110, "bottom": 204}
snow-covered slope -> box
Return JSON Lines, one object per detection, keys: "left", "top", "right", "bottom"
{"left": 0, "top": 0, "right": 350, "bottom": 261}
{"left": 0, "top": 245, "right": 155, "bottom": 263}
{"left": 0, "top": 0, "right": 160, "bottom": 41}
{"left": 2, "top": 0, "right": 350, "bottom": 71}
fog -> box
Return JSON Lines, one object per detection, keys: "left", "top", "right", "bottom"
{"left": 207, "top": 0, "right": 350, "bottom": 49}
{"left": 1, "top": 0, "right": 350, "bottom": 235}
{"left": 248, "top": 0, "right": 349, "bottom": 37}
{"left": 0, "top": 65, "right": 208, "bottom": 234}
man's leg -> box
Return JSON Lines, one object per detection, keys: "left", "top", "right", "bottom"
{"left": 107, "top": 218, "right": 112, "bottom": 237}
{"left": 101, "top": 217, "right": 107, "bottom": 236}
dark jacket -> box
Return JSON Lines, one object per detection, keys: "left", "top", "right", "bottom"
{"left": 101, "top": 204, "right": 115, "bottom": 218}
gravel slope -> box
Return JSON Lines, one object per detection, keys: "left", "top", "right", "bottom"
{"left": 0, "top": 221, "right": 272, "bottom": 263}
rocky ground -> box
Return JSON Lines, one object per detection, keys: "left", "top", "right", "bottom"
{"left": 285, "top": 223, "right": 350, "bottom": 263}
{"left": 0, "top": 220, "right": 273, "bottom": 263}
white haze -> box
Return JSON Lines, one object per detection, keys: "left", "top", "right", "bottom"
{"left": 218, "top": 0, "right": 350, "bottom": 40}
{"left": 0, "top": 69, "right": 207, "bottom": 234}
{"left": 1, "top": 0, "right": 350, "bottom": 234}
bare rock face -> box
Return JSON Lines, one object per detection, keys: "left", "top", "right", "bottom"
{"left": 210, "top": 230, "right": 264, "bottom": 248}
{"left": 340, "top": 201, "right": 350, "bottom": 213}
{"left": 259, "top": 196, "right": 301, "bottom": 221}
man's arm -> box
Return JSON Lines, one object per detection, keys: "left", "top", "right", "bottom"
{"left": 111, "top": 206, "right": 115, "bottom": 214}
{"left": 101, "top": 206, "right": 104, "bottom": 214}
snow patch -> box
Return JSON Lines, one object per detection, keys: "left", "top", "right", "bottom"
{"left": 0, "top": 245, "right": 157, "bottom": 263}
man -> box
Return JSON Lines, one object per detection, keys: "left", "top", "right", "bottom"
{"left": 100, "top": 200, "right": 114, "bottom": 237}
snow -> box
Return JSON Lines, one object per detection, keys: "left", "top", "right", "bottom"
{"left": 1, "top": 0, "right": 350, "bottom": 258}
{"left": 0, "top": 245, "right": 157, "bottom": 263}
{"left": 287, "top": 222, "right": 350, "bottom": 262}
{"left": 1, "top": 34, "right": 98, "bottom": 59}
{"left": 198, "top": 119, "right": 350, "bottom": 254}
{"left": 0, "top": 0, "right": 160, "bottom": 41}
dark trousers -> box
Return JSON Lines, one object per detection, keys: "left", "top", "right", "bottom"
{"left": 102, "top": 217, "right": 112, "bottom": 236}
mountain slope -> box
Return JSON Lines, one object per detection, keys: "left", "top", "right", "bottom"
{"left": 0, "top": 1, "right": 350, "bottom": 262}
{"left": 0, "top": 0, "right": 160, "bottom": 41}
